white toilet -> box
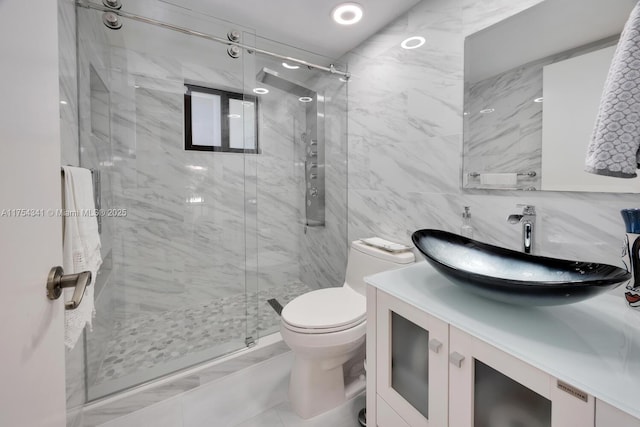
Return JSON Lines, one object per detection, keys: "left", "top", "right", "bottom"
{"left": 280, "top": 239, "right": 415, "bottom": 418}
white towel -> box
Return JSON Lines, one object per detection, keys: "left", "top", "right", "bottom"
{"left": 360, "top": 237, "right": 411, "bottom": 252}
{"left": 585, "top": 2, "right": 640, "bottom": 178}
{"left": 62, "top": 166, "right": 102, "bottom": 350}
{"left": 480, "top": 173, "right": 518, "bottom": 186}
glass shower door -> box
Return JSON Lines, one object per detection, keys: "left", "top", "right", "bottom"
{"left": 73, "top": 1, "right": 259, "bottom": 401}
{"left": 247, "top": 36, "right": 349, "bottom": 339}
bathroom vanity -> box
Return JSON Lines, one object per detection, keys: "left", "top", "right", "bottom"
{"left": 365, "top": 262, "right": 640, "bottom": 427}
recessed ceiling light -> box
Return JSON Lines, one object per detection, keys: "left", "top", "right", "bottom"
{"left": 332, "top": 3, "right": 363, "bottom": 25}
{"left": 534, "top": 97, "right": 544, "bottom": 103}
{"left": 480, "top": 108, "right": 495, "bottom": 114}
{"left": 60, "top": 100, "right": 68, "bottom": 105}
{"left": 134, "top": 85, "right": 140, "bottom": 88}
{"left": 253, "top": 88, "right": 269, "bottom": 95}
{"left": 282, "top": 62, "right": 300, "bottom": 70}
{"left": 187, "top": 165, "right": 206, "bottom": 171}
{"left": 299, "top": 97, "right": 313, "bottom": 103}
{"left": 228, "top": 114, "right": 241, "bottom": 118}
{"left": 400, "top": 36, "right": 426, "bottom": 50}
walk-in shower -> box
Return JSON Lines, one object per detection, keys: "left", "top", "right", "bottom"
{"left": 61, "top": 0, "right": 349, "bottom": 420}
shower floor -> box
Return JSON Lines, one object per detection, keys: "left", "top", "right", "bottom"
{"left": 92, "top": 281, "right": 312, "bottom": 387}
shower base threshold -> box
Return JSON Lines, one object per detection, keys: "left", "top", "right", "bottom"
{"left": 81, "top": 332, "right": 289, "bottom": 426}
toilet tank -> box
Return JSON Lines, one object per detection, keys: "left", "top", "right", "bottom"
{"left": 345, "top": 240, "right": 415, "bottom": 295}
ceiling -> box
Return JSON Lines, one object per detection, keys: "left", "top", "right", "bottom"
{"left": 160, "top": 0, "right": 422, "bottom": 59}
{"left": 466, "top": 0, "right": 637, "bottom": 83}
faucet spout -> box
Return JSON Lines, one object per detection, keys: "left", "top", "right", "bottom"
{"left": 507, "top": 214, "right": 523, "bottom": 224}
{"left": 508, "top": 205, "right": 536, "bottom": 253}
{"left": 523, "top": 221, "right": 533, "bottom": 254}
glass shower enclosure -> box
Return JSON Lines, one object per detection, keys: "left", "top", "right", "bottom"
{"left": 64, "top": 0, "right": 348, "bottom": 408}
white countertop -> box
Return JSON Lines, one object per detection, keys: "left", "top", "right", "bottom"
{"left": 365, "top": 261, "right": 640, "bottom": 419}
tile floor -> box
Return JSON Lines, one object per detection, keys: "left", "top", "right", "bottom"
{"left": 97, "top": 349, "right": 365, "bottom": 427}
{"left": 93, "top": 282, "right": 312, "bottom": 384}
{"left": 234, "top": 395, "right": 365, "bottom": 427}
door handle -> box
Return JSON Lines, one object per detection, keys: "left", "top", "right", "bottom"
{"left": 46, "top": 266, "right": 92, "bottom": 310}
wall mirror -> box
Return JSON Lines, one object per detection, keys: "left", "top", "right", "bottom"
{"left": 463, "top": 0, "right": 639, "bottom": 193}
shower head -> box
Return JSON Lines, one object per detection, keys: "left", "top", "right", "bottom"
{"left": 255, "top": 68, "right": 314, "bottom": 98}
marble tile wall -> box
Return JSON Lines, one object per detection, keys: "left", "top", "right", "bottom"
{"left": 81, "top": 19, "right": 349, "bottom": 393}
{"left": 344, "top": 0, "right": 640, "bottom": 272}
{"left": 298, "top": 71, "right": 349, "bottom": 290}
{"left": 101, "top": 45, "right": 316, "bottom": 315}
{"left": 464, "top": 37, "right": 617, "bottom": 190}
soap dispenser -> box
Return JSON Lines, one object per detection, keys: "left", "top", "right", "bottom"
{"left": 461, "top": 206, "right": 474, "bottom": 238}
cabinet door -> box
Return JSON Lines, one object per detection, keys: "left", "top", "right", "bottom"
{"left": 596, "top": 400, "right": 640, "bottom": 426}
{"left": 449, "top": 326, "right": 594, "bottom": 427}
{"left": 376, "top": 290, "right": 448, "bottom": 427}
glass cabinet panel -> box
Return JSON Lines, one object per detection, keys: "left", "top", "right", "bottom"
{"left": 376, "top": 290, "right": 448, "bottom": 427}
{"left": 391, "top": 312, "right": 430, "bottom": 419}
{"left": 474, "top": 360, "right": 551, "bottom": 427}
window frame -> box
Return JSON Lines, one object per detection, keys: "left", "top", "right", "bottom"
{"left": 184, "top": 83, "right": 260, "bottom": 154}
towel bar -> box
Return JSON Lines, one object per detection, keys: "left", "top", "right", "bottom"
{"left": 468, "top": 171, "right": 537, "bottom": 178}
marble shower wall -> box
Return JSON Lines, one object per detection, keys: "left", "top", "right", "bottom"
{"left": 344, "top": 0, "right": 640, "bottom": 271}
{"left": 99, "top": 53, "right": 246, "bottom": 350}
{"left": 464, "top": 37, "right": 617, "bottom": 190}
{"left": 297, "top": 71, "right": 349, "bottom": 290}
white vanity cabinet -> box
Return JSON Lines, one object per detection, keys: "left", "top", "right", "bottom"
{"left": 374, "top": 290, "right": 448, "bottom": 426}
{"left": 596, "top": 401, "right": 640, "bottom": 427}
{"left": 448, "top": 326, "right": 593, "bottom": 427}
{"left": 368, "top": 286, "right": 594, "bottom": 427}
{"left": 365, "top": 262, "right": 640, "bottom": 427}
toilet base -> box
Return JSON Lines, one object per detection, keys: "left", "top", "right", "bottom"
{"left": 288, "top": 354, "right": 366, "bottom": 419}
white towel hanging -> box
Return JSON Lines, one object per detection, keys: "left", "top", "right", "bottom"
{"left": 62, "top": 166, "right": 102, "bottom": 350}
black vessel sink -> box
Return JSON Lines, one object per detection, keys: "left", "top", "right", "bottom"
{"left": 411, "top": 229, "right": 631, "bottom": 306}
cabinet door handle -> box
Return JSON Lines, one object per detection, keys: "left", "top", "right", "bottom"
{"left": 428, "top": 338, "right": 443, "bottom": 353}
{"left": 449, "top": 352, "right": 465, "bottom": 368}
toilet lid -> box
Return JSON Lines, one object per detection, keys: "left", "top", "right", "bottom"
{"left": 281, "top": 287, "right": 366, "bottom": 331}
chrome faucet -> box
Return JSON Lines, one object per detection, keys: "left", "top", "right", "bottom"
{"left": 508, "top": 205, "right": 536, "bottom": 254}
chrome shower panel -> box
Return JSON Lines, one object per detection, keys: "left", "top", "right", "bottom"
{"left": 256, "top": 68, "right": 325, "bottom": 226}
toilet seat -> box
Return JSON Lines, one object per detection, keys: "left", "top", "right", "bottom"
{"left": 281, "top": 287, "right": 366, "bottom": 334}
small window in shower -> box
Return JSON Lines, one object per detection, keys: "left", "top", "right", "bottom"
{"left": 184, "top": 84, "right": 259, "bottom": 153}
